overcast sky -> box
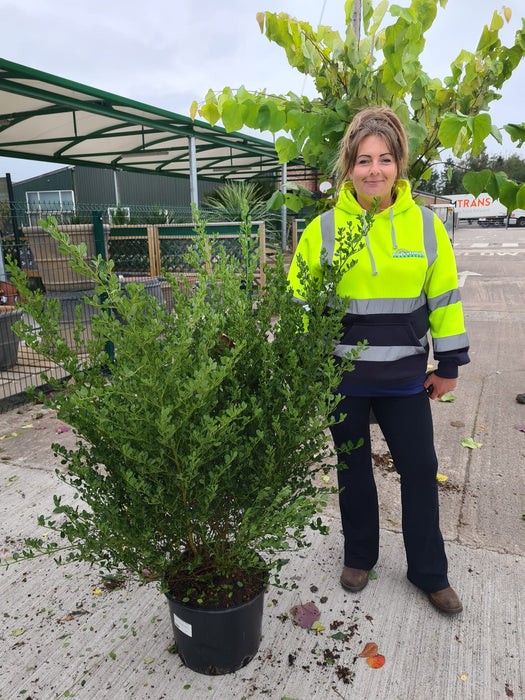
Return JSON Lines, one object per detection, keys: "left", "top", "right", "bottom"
{"left": 1, "top": 0, "right": 524, "bottom": 183}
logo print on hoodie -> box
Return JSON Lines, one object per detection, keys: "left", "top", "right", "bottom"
{"left": 392, "top": 248, "right": 425, "bottom": 258}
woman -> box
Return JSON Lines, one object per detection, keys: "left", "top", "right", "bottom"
{"left": 287, "top": 107, "right": 470, "bottom": 614}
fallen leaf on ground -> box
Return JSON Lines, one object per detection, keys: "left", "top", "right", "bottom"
{"left": 21, "top": 424, "right": 33, "bottom": 429}
{"left": 461, "top": 437, "right": 482, "bottom": 449}
{"left": 358, "top": 642, "right": 378, "bottom": 658}
{"left": 367, "top": 569, "right": 378, "bottom": 580}
{"left": 460, "top": 672, "right": 468, "bottom": 681}
{"left": 10, "top": 628, "right": 25, "bottom": 637}
{"left": 34, "top": 424, "right": 47, "bottom": 431}
{"left": 438, "top": 393, "right": 456, "bottom": 402}
{"left": 290, "top": 601, "right": 320, "bottom": 629}
{"left": 330, "top": 631, "right": 346, "bottom": 640}
{"left": 144, "top": 657, "right": 155, "bottom": 664}
{"left": 367, "top": 654, "right": 385, "bottom": 668}
{"left": 436, "top": 473, "right": 448, "bottom": 482}
{"left": 515, "top": 425, "right": 525, "bottom": 433}
{"left": 55, "top": 425, "right": 71, "bottom": 434}
{"left": 311, "top": 620, "right": 325, "bottom": 632}
{"left": 450, "top": 421, "right": 465, "bottom": 427}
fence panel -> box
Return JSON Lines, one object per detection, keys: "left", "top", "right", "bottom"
{"left": 0, "top": 208, "right": 267, "bottom": 410}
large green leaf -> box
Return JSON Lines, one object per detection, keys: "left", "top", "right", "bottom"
{"left": 503, "top": 123, "right": 525, "bottom": 146}
{"left": 438, "top": 116, "right": 465, "bottom": 149}
{"left": 498, "top": 180, "right": 520, "bottom": 212}
{"left": 242, "top": 100, "right": 260, "bottom": 129}
{"left": 266, "top": 190, "right": 286, "bottom": 210}
{"left": 255, "top": 102, "right": 286, "bottom": 132}
{"left": 275, "top": 136, "right": 300, "bottom": 163}
{"left": 284, "top": 193, "right": 309, "bottom": 213}
{"left": 485, "top": 171, "right": 508, "bottom": 201}
{"left": 368, "top": 0, "right": 388, "bottom": 35}
{"left": 463, "top": 170, "right": 491, "bottom": 198}
{"left": 470, "top": 113, "right": 492, "bottom": 155}
{"left": 221, "top": 100, "right": 245, "bottom": 132}
{"left": 410, "top": 0, "right": 438, "bottom": 32}
{"left": 200, "top": 103, "right": 220, "bottom": 127}
{"left": 516, "top": 186, "right": 525, "bottom": 210}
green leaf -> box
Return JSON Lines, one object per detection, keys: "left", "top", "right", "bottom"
{"left": 503, "top": 123, "right": 525, "bottom": 146}
{"left": 461, "top": 437, "right": 482, "bottom": 449}
{"left": 516, "top": 186, "right": 525, "bottom": 210}
{"left": 438, "top": 117, "right": 465, "bottom": 150}
{"left": 221, "top": 100, "right": 245, "bottom": 132}
{"left": 368, "top": 0, "right": 388, "bottom": 35}
{"left": 284, "top": 193, "right": 310, "bottom": 213}
{"left": 204, "top": 89, "right": 217, "bottom": 106}
{"left": 200, "top": 103, "right": 220, "bottom": 127}
{"left": 438, "top": 392, "right": 456, "bottom": 403}
{"left": 367, "top": 568, "right": 378, "bottom": 580}
{"left": 485, "top": 171, "right": 508, "bottom": 201}
{"left": 498, "top": 180, "right": 520, "bottom": 212}
{"left": 266, "top": 190, "right": 286, "bottom": 210}
{"left": 470, "top": 113, "right": 492, "bottom": 155}
{"left": 330, "top": 631, "right": 346, "bottom": 640}
{"left": 275, "top": 136, "right": 300, "bottom": 163}
{"left": 463, "top": 170, "right": 491, "bottom": 198}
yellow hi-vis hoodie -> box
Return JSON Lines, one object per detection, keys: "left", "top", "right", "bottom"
{"left": 287, "top": 180, "right": 470, "bottom": 393}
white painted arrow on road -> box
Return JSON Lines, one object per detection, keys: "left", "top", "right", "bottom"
{"left": 457, "top": 270, "right": 482, "bottom": 287}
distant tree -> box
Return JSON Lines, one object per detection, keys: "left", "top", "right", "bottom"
{"left": 500, "top": 154, "right": 525, "bottom": 183}
{"left": 438, "top": 159, "right": 468, "bottom": 195}
{"left": 417, "top": 168, "right": 441, "bottom": 195}
{"left": 425, "top": 151, "right": 525, "bottom": 196}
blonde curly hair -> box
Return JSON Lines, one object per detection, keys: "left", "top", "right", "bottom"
{"left": 334, "top": 107, "right": 408, "bottom": 192}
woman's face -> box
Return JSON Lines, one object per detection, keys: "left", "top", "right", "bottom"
{"left": 348, "top": 134, "right": 398, "bottom": 210}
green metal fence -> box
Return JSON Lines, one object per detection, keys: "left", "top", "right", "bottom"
{"left": 0, "top": 202, "right": 278, "bottom": 411}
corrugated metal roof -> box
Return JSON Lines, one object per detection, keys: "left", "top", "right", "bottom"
{"left": 0, "top": 58, "right": 306, "bottom": 183}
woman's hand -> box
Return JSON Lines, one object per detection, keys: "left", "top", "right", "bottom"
{"left": 424, "top": 374, "right": 458, "bottom": 400}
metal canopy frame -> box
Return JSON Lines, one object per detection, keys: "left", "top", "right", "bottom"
{"left": 0, "top": 58, "right": 307, "bottom": 201}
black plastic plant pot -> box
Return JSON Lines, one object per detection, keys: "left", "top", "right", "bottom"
{"left": 165, "top": 583, "right": 266, "bottom": 675}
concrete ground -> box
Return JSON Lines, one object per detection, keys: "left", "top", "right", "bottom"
{"left": 0, "top": 224, "right": 524, "bottom": 699}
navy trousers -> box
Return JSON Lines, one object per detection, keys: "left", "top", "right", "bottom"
{"left": 329, "top": 392, "right": 449, "bottom": 593}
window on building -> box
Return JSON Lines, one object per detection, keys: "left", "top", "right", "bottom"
{"left": 26, "top": 190, "right": 75, "bottom": 224}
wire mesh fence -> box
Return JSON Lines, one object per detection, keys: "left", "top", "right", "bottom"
{"left": 0, "top": 203, "right": 280, "bottom": 411}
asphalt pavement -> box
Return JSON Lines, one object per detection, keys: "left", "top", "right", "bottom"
{"left": 0, "top": 224, "right": 523, "bottom": 700}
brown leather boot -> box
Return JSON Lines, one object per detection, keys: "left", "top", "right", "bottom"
{"left": 340, "top": 566, "right": 368, "bottom": 592}
{"left": 428, "top": 586, "right": 463, "bottom": 614}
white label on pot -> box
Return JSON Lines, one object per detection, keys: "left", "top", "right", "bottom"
{"left": 173, "top": 613, "right": 192, "bottom": 637}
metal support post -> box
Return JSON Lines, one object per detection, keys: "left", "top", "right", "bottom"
{"left": 281, "top": 162, "right": 287, "bottom": 251}
{"left": 188, "top": 136, "right": 199, "bottom": 212}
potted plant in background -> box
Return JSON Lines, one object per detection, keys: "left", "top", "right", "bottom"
{"left": 0, "top": 299, "right": 23, "bottom": 370}
{"left": 5, "top": 210, "right": 370, "bottom": 675}
{"left": 0, "top": 216, "right": 23, "bottom": 370}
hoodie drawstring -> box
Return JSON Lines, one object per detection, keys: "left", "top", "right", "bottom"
{"left": 364, "top": 211, "right": 378, "bottom": 276}
{"left": 390, "top": 208, "right": 398, "bottom": 250}
{"left": 365, "top": 209, "right": 398, "bottom": 276}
